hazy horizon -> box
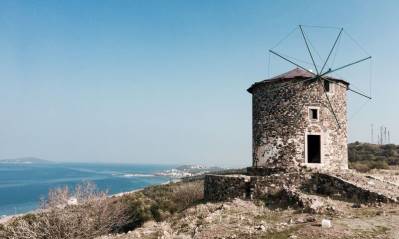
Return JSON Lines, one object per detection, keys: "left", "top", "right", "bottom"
{"left": 1, "top": 1, "right": 398, "bottom": 167}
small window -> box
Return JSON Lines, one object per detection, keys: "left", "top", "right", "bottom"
{"left": 324, "top": 80, "right": 331, "bottom": 92}
{"left": 310, "top": 108, "right": 318, "bottom": 120}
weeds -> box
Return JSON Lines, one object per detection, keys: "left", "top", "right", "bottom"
{"left": 0, "top": 180, "right": 204, "bottom": 239}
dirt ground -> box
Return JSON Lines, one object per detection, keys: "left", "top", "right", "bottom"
{"left": 97, "top": 197, "right": 399, "bottom": 239}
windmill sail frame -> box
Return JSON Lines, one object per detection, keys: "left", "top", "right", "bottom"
{"left": 266, "top": 25, "right": 372, "bottom": 128}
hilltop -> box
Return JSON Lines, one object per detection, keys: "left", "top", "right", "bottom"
{"left": 2, "top": 168, "right": 399, "bottom": 239}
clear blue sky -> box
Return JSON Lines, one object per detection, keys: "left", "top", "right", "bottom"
{"left": 0, "top": 0, "right": 397, "bottom": 166}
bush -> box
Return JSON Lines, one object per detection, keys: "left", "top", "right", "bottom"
{"left": 172, "top": 180, "right": 204, "bottom": 209}
{"left": 119, "top": 192, "right": 154, "bottom": 231}
{"left": 0, "top": 180, "right": 204, "bottom": 239}
{"left": 349, "top": 162, "right": 370, "bottom": 173}
{"left": 348, "top": 142, "right": 399, "bottom": 172}
{"left": 0, "top": 182, "right": 130, "bottom": 239}
{"left": 141, "top": 180, "right": 203, "bottom": 212}
{"left": 349, "top": 160, "right": 389, "bottom": 172}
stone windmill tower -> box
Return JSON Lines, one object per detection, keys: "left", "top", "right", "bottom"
{"left": 247, "top": 26, "right": 372, "bottom": 174}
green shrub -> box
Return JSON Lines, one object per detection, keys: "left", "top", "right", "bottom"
{"left": 142, "top": 180, "right": 203, "bottom": 212}
{"left": 348, "top": 142, "right": 399, "bottom": 172}
{"left": 349, "top": 160, "right": 389, "bottom": 172}
{"left": 119, "top": 192, "right": 154, "bottom": 231}
{"left": 349, "top": 162, "right": 369, "bottom": 172}
{"left": 150, "top": 204, "right": 162, "bottom": 222}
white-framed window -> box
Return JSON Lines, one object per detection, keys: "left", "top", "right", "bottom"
{"left": 309, "top": 107, "right": 319, "bottom": 121}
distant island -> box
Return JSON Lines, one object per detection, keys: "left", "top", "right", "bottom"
{"left": 0, "top": 157, "right": 52, "bottom": 164}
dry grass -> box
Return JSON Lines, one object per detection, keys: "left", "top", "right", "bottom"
{"left": 0, "top": 180, "right": 205, "bottom": 239}
{"left": 0, "top": 182, "right": 130, "bottom": 239}
{"left": 172, "top": 180, "right": 204, "bottom": 208}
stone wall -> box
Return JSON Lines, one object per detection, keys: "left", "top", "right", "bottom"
{"left": 250, "top": 173, "right": 306, "bottom": 198}
{"left": 204, "top": 172, "right": 397, "bottom": 204}
{"left": 249, "top": 77, "right": 348, "bottom": 171}
{"left": 246, "top": 166, "right": 286, "bottom": 176}
{"left": 204, "top": 174, "right": 250, "bottom": 201}
{"left": 204, "top": 173, "right": 307, "bottom": 202}
{"left": 304, "top": 173, "right": 396, "bottom": 203}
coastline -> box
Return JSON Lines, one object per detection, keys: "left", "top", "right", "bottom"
{"left": 0, "top": 163, "right": 214, "bottom": 224}
{"left": 0, "top": 162, "right": 177, "bottom": 218}
{"left": 0, "top": 179, "right": 179, "bottom": 225}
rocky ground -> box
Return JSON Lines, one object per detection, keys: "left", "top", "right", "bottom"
{"left": 329, "top": 170, "right": 399, "bottom": 202}
{"left": 94, "top": 169, "right": 399, "bottom": 239}
{"left": 97, "top": 196, "right": 399, "bottom": 239}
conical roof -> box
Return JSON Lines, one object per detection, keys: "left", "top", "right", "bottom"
{"left": 247, "top": 68, "right": 349, "bottom": 93}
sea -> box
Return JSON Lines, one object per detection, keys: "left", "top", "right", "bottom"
{"left": 0, "top": 163, "right": 175, "bottom": 216}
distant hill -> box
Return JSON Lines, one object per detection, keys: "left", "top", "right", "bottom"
{"left": 0, "top": 157, "right": 52, "bottom": 164}
{"left": 348, "top": 142, "right": 399, "bottom": 172}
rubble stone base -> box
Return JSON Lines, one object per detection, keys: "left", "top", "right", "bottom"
{"left": 204, "top": 170, "right": 399, "bottom": 205}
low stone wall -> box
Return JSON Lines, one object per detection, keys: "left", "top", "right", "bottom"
{"left": 204, "top": 174, "right": 250, "bottom": 201}
{"left": 250, "top": 173, "right": 306, "bottom": 198}
{"left": 182, "top": 168, "right": 247, "bottom": 182}
{"left": 247, "top": 166, "right": 287, "bottom": 176}
{"left": 305, "top": 173, "right": 396, "bottom": 203}
{"left": 204, "top": 172, "right": 306, "bottom": 201}
{"left": 204, "top": 171, "right": 398, "bottom": 205}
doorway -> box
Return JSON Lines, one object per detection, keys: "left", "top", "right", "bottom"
{"left": 307, "top": 135, "right": 321, "bottom": 163}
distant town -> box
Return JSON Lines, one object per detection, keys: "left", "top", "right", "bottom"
{"left": 155, "top": 165, "right": 224, "bottom": 178}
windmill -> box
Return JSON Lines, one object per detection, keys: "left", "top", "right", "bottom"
{"left": 265, "top": 25, "right": 372, "bottom": 129}
{"left": 247, "top": 25, "right": 372, "bottom": 170}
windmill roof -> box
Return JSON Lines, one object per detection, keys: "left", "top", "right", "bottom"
{"left": 247, "top": 68, "right": 349, "bottom": 93}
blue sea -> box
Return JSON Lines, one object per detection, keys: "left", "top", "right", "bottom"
{"left": 0, "top": 163, "right": 175, "bottom": 216}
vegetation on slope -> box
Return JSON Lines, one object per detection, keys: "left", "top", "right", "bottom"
{"left": 0, "top": 181, "right": 203, "bottom": 239}
{"left": 348, "top": 142, "right": 399, "bottom": 172}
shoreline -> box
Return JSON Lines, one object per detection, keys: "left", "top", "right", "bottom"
{"left": 0, "top": 179, "right": 178, "bottom": 225}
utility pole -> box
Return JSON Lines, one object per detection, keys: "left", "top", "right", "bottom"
{"left": 383, "top": 127, "right": 385, "bottom": 144}
{"left": 377, "top": 134, "right": 380, "bottom": 145}
{"left": 385, "top": 127, "right": 387, "bottom": 144}
{"left": 371, "top": 124, "right": 374, "bottom": 144}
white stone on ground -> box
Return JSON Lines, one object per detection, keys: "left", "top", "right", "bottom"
{"left": 321, "top": 219, "right": 332, "bottom": 228}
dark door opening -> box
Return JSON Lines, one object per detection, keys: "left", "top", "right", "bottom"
{"left": 307, "top": 135, "right": 321, "bottom": 163}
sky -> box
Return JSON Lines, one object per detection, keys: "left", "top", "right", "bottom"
{"left": 0, "top": 0, "right": 398, "bottom": 166}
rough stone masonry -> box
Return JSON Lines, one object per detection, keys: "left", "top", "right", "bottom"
{"left": 247, "top": 68, "right": 349, "bottom": 172}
